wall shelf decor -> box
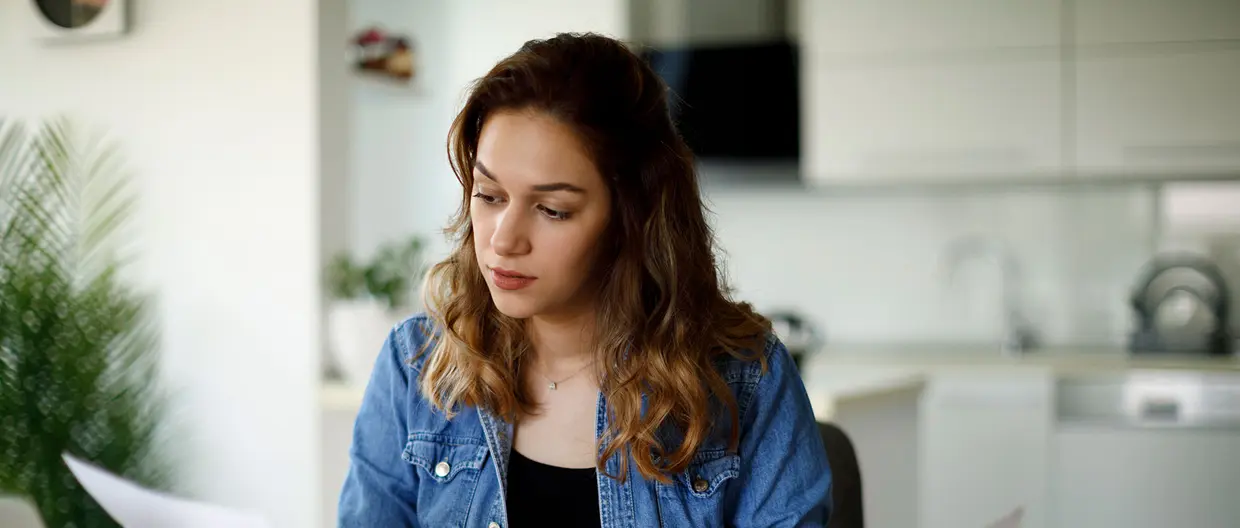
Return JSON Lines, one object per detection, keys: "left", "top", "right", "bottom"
{"left": 351, "top": 26, "right": 417, "bottom": 84}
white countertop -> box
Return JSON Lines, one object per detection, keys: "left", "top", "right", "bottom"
{"left": 801, "top": 368, "right": 926, "bottom": 422}
{"left": 321, "top": 382, "right": 365, "bottom": 413}
{"left": 808, "top": 343, "right": 1240, "bottom": 373}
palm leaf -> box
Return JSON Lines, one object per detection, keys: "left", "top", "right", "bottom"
{"left": 0, "top": 116, "right": 172, "bottom": 528}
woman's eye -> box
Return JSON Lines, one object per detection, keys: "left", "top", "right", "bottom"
{"left": 538, "top": 205, "right": 572, "bottom": 221}
{"left": 472, "top": 192, "right": 501, "bottom": 204}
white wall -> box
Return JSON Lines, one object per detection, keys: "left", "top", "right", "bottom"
{"left": 0, "top": 3, "right": 321, "bottom": 527}
{"left": 444, "top": 0, "right": 629, "bottom": 88}
{"left": 321, "top": 0, "right": 354, "bottom": 289}
{"left": 320, "top": 0, "right": 354, "bottom": 381}
{"left": 347, "top": 0, "right": 453, "bottom": 260}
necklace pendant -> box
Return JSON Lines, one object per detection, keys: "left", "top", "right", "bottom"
{"left": 548, "top": 382, "right": 557, "bottom": 391}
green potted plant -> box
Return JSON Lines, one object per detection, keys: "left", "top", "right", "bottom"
{"left": 324, "top": 235, "right": 424, "bottom": 385}
{"left": 0, "top": 117, "right": 171, "bottom": 527}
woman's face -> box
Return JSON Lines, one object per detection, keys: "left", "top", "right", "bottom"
{"left": 470, "top": 109, "right": 612, "bottom": 320}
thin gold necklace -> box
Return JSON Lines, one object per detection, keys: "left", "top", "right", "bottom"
{"left": 535, "top": 359, "right": 594, "bottom": 391}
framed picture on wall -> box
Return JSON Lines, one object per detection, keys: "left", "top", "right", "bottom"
{"left": 29, "top": 0, "right": 129, "bottom": 42}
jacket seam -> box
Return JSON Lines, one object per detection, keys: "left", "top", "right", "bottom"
{"left": 735, "top": 333, "right": 780, "bottom": 447}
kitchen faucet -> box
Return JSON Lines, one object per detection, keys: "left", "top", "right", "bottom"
{"left": 941, "top": 235, "right": 1039, "bottom": 355}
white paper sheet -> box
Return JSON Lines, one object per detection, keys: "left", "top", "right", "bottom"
{"left": 62, "top": 454, "right": 272, "bottom": 528}
{"left": 985, "top": 506, "right": 1024, "bottom": 528}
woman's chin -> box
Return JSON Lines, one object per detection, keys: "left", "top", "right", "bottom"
{"left": 489, "top": 291, "right": 540, "bottom": 319}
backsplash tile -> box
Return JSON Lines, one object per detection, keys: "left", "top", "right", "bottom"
{"left": 704, "top": 183, "right": 1157, "bottom": 347}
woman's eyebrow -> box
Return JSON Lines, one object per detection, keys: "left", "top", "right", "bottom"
{"left": 475, "top": 160, "right": 586, "bottom": 194}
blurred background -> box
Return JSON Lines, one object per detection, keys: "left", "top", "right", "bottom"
{"left": 2, "top": 0, "right": 1240, "bottom": 527}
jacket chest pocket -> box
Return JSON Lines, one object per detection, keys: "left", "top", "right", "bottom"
{"left": 655, "top": 450, "right": 741, "bottom": 526}
{"left": 402, "top": 433, "right": 490, "bottom": 525}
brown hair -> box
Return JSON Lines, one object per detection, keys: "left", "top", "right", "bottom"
{"left": 419, "top": 32, "right": 771, "bottom": 483}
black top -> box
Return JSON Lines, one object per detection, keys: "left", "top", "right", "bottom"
{"left": 506, "top": 449, "right": 601, "bottom": 528}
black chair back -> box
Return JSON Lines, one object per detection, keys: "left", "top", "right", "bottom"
{"left": 818, "top": 421, "right": 863, "bottom": 528}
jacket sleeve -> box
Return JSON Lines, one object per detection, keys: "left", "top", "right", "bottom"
{"left": 727, "top": 336, "right": 834, "bottom": 527}
{"left": 337, "top": 323, "right": 422, "bottom": 527}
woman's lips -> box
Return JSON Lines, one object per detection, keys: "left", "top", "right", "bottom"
{"left": 490, "top": 267, "right": 536, "bottom": 291}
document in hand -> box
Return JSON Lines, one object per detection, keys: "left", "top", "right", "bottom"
{"left": 62, "top": 453, "right": 272, "bottom": 528}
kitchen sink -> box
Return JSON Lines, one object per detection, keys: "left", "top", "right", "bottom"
{"left": 1056, "top": 370, "right": 1240, "bottom": 429}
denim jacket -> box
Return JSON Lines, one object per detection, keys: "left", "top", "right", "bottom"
{"left": 337, "top": 314, "right": 833, "bottom": 527}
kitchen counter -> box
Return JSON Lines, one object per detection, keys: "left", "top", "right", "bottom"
{"left": 799, "top": 359, "right": 924, "bottom": 528}
{"left": 805, "top": 343, "right": 1240, "bottom": 373}
{"left": 801, "top": 367, "right": 925, "bottom": 422}
{"left": 322, "top": 381, "right": 365, "bottom": 413}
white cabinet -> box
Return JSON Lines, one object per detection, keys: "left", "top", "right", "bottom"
{"left": 1074, "top": 49, "right": 1240, "bottom": 176}
{"left": 804, "top": 0, "right": 1059, "bottom": 56}
{"left": 798, "top": 0, "right": 1063, "bottom": 184}
{"left": 1075, "top": 0, "right": 1240, "bottom": 46}
{"left": 1072, "top": 0, "right": 1240, "bottom": 176}
{"left": 1052, "top": 426, "right": 1240, "bottom": 527}
{"left": 919, "top": 372, "right": 1053, "bottom": 528}
{"left": 804, "top": 59, "right": 1062, "bottom": 183}
{"left": 798, "top": 0, "right": 1240, "bottom": 184}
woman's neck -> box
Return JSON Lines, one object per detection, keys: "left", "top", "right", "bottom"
{"left": 526, "top": 310, "right": 595, "bottom": 366}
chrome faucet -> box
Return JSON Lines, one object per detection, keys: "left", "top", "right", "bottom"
{"left": 941, "top": 235, "right": 1039, "bottom": 355}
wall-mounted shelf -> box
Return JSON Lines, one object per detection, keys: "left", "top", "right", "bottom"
{"left": 350, "top": 75, "right": 428, "bottom": 98}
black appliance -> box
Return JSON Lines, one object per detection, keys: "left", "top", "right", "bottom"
{"left": 1128, "top": 252, "right": 1233, "bottom": 356}
{"left": 641, "top": 41, "right": 800, "bottom": 163}
{"left": 766, "top": 309, "right": 822, "bottom": 372}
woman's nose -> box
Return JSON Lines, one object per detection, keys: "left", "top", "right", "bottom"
{"left": 490, "top": 208, "right": 531, "bottom": 256}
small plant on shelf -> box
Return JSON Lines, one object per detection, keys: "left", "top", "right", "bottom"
{"left": 323, "top": 235, "right": 426, "bottom": 385}
{"left": 324, "top": 235, "right": 424, "bottom": 311}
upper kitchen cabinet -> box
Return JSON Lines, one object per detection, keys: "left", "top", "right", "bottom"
{"left": 1075, "top": 0, "right": 1240, "bottom": 46}
{"left": 1073, "top": 0, "right": 1240, "bottom": 177}
{"left": 804, "top": 59, "right": 1063, "bottom": 183}
{"left": 803, "top": 0, "right": 1060, "bottom": 58}
{"left": 1075, "top": 49, "right": 1240, "bottom": 176}
{"left": 799, "top": 0, "right": 1064, "bottom": 184}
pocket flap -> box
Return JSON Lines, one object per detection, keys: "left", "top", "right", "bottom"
{"left": 676, "top": 450, "right": 740, "bottom": 497}
{"left": 402, "top": 432, "right": 489, "bottom": 483}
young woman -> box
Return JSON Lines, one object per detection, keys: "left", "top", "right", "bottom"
{"left": 338, "top": 32, "right": 832, "bottom": 528}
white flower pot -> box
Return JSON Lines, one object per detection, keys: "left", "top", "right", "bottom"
{"left": 326, "top": 299, "right": 408, "bottom": 387}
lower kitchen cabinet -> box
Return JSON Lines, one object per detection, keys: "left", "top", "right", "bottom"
{"left": 919, "top": 371, "right": 1054, "bottom": 528}
{"left": 1051, "top": 426, "right": 1240, "bottom": 527}
{"left": 803, "top": 361, "right": 1240, "bottom": 527}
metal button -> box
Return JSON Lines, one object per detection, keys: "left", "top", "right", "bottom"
{"left": 488, "top": 523, "right": 500, "bottom": 528}
{"left": 434, "top": 461, "right": 451, "bottom": 478}
{"left": 692, "top": 477, "right": 709, "bottom": 493}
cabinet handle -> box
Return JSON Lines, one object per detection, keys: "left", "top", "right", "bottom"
{"left": 1123, "top": 142, "right": 1240, "bottom": 162}
{"left": 1139, "top": 397, "right": 1180, "bottom": 421}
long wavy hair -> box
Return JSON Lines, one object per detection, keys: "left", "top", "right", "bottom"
{"left": 418, "top": 32, "right": 771, "bottom": 483}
